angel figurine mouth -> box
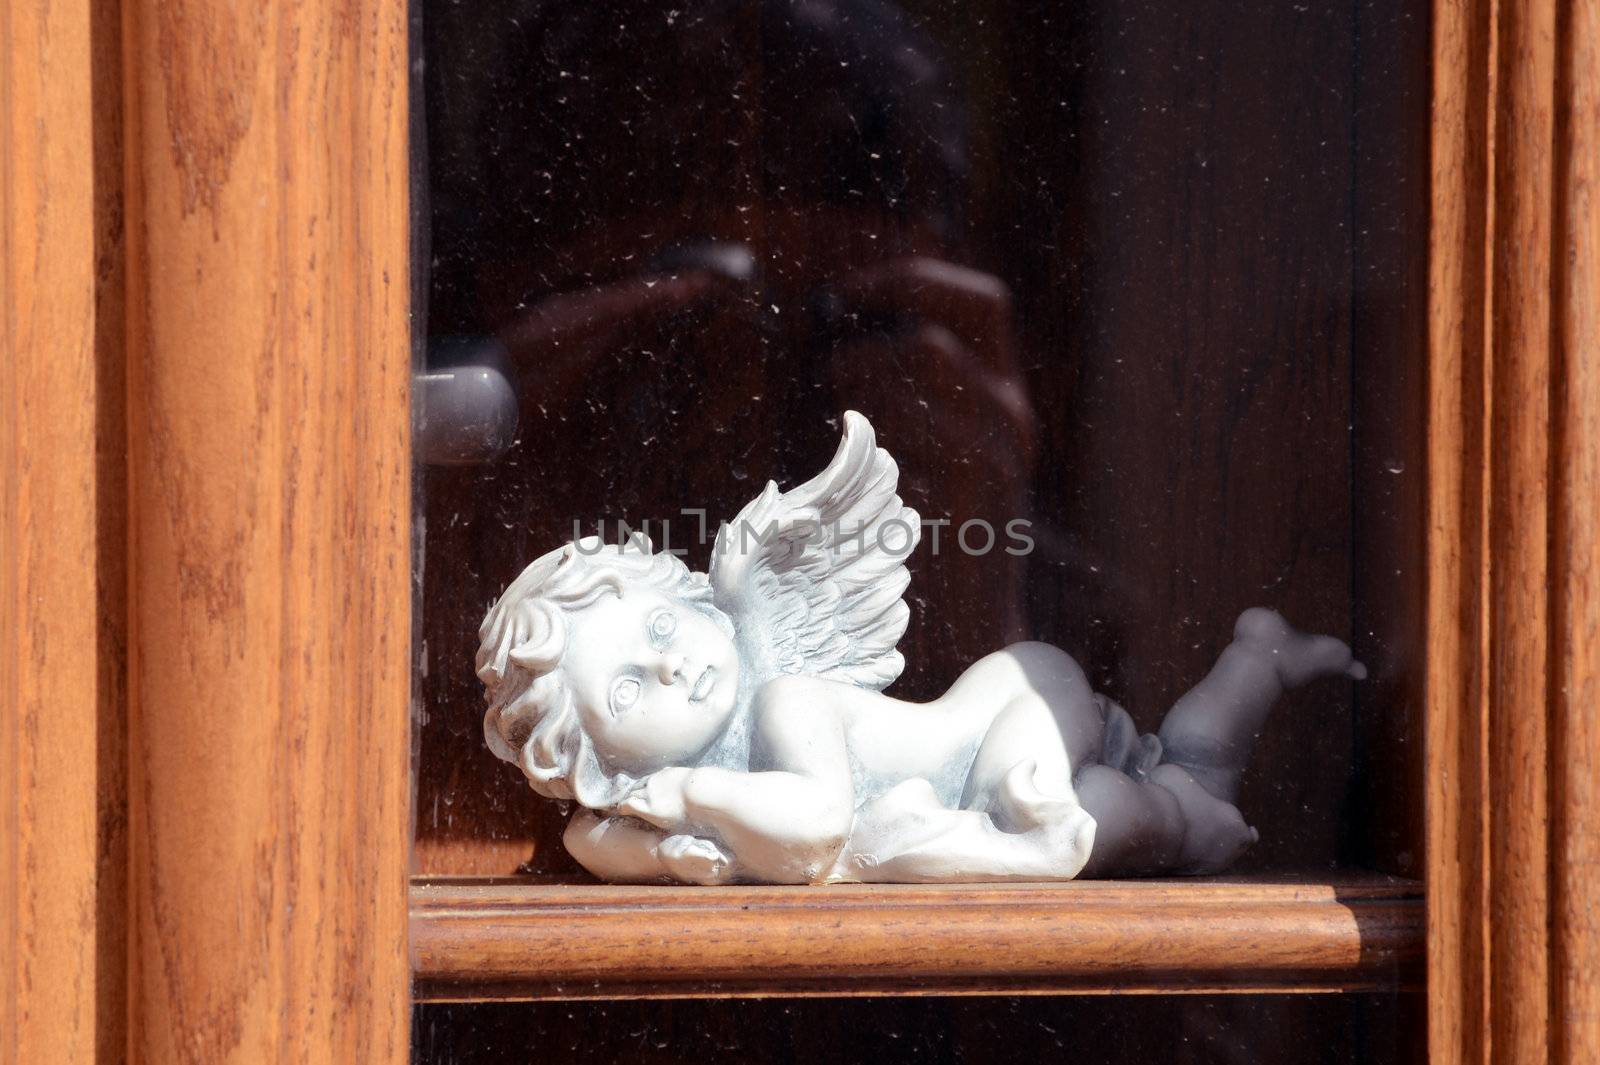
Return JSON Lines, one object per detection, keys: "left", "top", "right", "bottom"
{"left": 688, "top": 666, "right": 718, "bottom": 703}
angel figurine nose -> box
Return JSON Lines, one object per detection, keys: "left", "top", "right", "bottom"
{"left": 477, "top": 412, "right": 1363, "bottom": 884}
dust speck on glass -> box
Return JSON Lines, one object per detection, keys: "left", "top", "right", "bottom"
{"left": 412, "top": 0, "right": 1427, "bottom": 1054}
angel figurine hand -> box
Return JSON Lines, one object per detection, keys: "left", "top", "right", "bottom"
{"left": 476, "top": 412, "right": 1365, "bottom": 884}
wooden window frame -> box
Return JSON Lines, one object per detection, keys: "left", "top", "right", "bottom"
{"left": 4, "top": 0, "right": 411, "bottom": 1061}
{"left": 2, "top": 0, "right": 1595, "bottom": 1061}
{"left": 1426, "top": 1, "right": 1599, "bottom": 1062}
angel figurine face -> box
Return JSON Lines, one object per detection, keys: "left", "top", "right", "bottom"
{"left": 561, "top": 581, "right": 741, "bottom": 775}
{"left": 476, "top": 538, "right": 743, "bottom": 807}
{"left": 478, "top": 411, "right": 1366, "bottom": 885}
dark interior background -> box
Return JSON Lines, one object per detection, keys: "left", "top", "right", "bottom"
{"left": 412, "top": 0, "right": 1429, "bottom": 1056}
{"left": 413, "top": 994, "right": 1424, "bottom": 1064}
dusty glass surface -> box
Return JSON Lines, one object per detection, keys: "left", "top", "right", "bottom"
{"left": 412, "top": 0, "right": 1428, "bottom": 1056}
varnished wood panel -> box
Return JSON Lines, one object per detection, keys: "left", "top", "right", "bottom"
{"left": 1485, "top": 2, "right": 1557, "bottom": 1059}
{"left": 88, "top": 0, "right": 129, "bottom": 1055}
{"left": 1, "top": 0, "right": 124, "bottom": 1061}
{"left": 1427, "top": 0, "right": 1600, "bottom": 1062}
{"left": 122, "top": 0, "right": 412, "bottom": 1060}
{"left": 1551, "top": 0, "right": 1600, "bottom": 1059}
{"left": 1425, "top": 0, "right": 1492, "bottom": 1060}
{"left": 412, "top": 875, "right": 1422, "bottom": 1001}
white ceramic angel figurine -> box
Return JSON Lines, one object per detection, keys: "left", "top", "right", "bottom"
{"left": 476, "top": 412, "right": 1365, "bottom": 884}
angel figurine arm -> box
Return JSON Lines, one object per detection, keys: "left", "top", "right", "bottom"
{"left": 561, "top": 809, "right": 740, "bottom": 885}
{"left": 614, "top": 709, "right": 856, "bottom": 885}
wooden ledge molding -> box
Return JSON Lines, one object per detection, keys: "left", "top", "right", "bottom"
{"left": 411, "top": 875, "right": 1424, "bottom": 1001}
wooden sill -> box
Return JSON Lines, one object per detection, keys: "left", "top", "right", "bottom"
{"left": 410, "top": 872, "right": 1422, "bottom": 1001}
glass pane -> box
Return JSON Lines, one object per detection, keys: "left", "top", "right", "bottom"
{"left": 411, "top": 0, "right": 1428, "bottom": 1057}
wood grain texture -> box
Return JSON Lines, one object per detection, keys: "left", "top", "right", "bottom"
{"left": 1427, "top": 0, "right": 1493, "bottom": 1060}
{"left": 1486, "top": 3, "right": 1557, "bottom": 1060}
{"left": 1551, "top": 0, "right": 1600, "bottom": 1059}
{"left": 88, "top": 0, "right": 129, "bottom": 1059}
{"left": 1428, "top": 0, "right": 1600, "bottom": 1062}
{"left": 1, "top": 0, "right": 123, "bottom": 1061}
{"left": 122, "top": 0, "right": 412, "bottom": 1060}
{"left": 411, "top": 875, "right": 1423, "bottom": 1001}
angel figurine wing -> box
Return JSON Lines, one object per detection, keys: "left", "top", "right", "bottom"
{"left": 709, "top": 411, "right": 921, "bottom": 691}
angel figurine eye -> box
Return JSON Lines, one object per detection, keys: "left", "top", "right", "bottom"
{"left": 647, "top": 609, "right": 677, "bottom": 647}
{"left": 609, "top": 676, "right": 642, "bottom": 714}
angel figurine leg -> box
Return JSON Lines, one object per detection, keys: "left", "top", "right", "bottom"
{"left": 1081, "top": 607, "right": 1366, "bottom": 875}
{"left": 1156, "top": 607, "right": 1367, "bottom": 803}
{"left": 838, "top": 623, "right": 1317, "bottom": 883}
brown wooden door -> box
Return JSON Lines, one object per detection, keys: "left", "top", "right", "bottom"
{"left": 4, "top": 0, "right": 1598, "bottom": 1062}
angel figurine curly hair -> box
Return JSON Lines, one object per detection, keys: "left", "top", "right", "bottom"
{"left": 477, "top": 412, "right": 1365, "bottom": 884}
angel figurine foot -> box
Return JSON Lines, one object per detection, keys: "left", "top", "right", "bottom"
{"left": 476, "top": 412, "right": 1364, "bottom": 884}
